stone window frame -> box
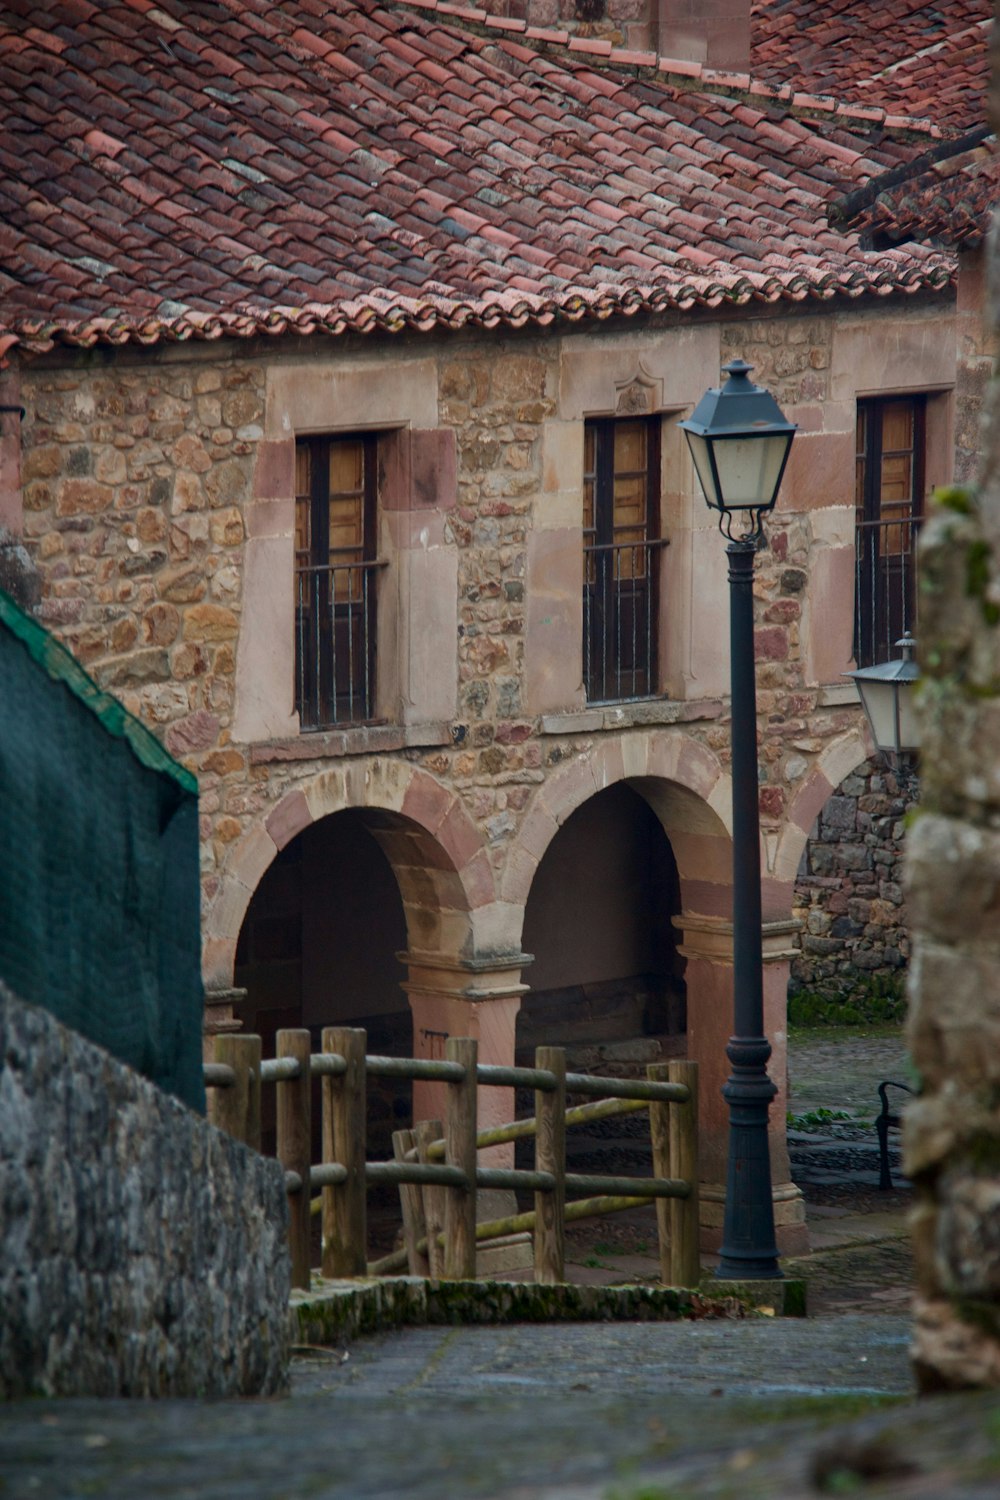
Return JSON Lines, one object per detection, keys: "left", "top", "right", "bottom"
{"left": 529, "top": 344, "right": 712, "bottom": 720}
{"left": 234, "top": 354, "right": 459, "bottom": 753}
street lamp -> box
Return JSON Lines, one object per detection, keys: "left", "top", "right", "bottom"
{"left": 680, "top": 360, "right": 797, "bottom": 1281}
{"left": 847, "top": 633, "right": 920, "bottom": 760}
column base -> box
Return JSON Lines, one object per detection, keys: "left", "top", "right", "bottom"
{"left": 202, "top": 986, "right": 245, "bottom": 1062}
{"left": 700, "top": 1179, "right": 809, "bottom": 1257}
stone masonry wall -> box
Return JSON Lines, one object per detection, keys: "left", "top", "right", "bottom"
{"left": 462, "top": 2, "right": 752, "bottom": 63}
{"left": 0, "top": 982, "right": 290, "bottom": 1398}
{"left": 14, "top": 303, "right": 949, "bottom": 934}
{"left": 467, "top": 3, "right": 655, "bottom": 51}
{"left": 22, "top": 360, "right": 261, "bottom": 885}
{"left": 791, "top": 758, "right": 918, "bottom": 1006}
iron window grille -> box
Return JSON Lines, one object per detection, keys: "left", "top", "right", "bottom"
{"left": 295, "top": 434, "right": 381, "bottom": 729}
{"left": 583, "top": 416, "right": 666, "bottom": 703}
{"left": 854, "top": 395, "right": 925, "bottom": 669}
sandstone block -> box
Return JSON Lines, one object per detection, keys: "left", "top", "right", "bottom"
{"left": 143, "top": 602, "right": 181, "bottom": 646}
{"left": 183, "top": 603, "right": 238, "bottom": 641}
{"left": 165, "top": 709, "right": 220, "bottom": 755}
{"left": 22, "top": 444, "right": 62, "bottom": 480}
{"left": 136, "top": 507, "right": 168, "bottom": 543}
{"left": 94, "top": 648, "right": 169, "bottom": 688}
{"left": 161, "top": 564, "right": 207, "bottom": 604}
{"left": 209, "top": 506, "right": 245, "bottom": 546}
{"left": 205, "top": 456, "right": 251, "bottom": 508}
{"left": 55, "top": 478, "right": 113, "bottom": 517}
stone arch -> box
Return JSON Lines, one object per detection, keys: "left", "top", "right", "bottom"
{"left": 203, "top": 758, "right": 493, "bottom": 988}
{"left": 502, "top": 728, "right": 731, "bottom": 921}
{"left": 505, "top": 729, "right": 807, "bottom": 1252}
{"left": 771, "top": 723, "right": 872, "bottom": 893}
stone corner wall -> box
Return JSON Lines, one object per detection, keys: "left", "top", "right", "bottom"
{"left": 791, "top": 758, "right": 918, "bottom": 1010}
{"left": 0, "top": 982, "right": 290, "bottom": 1399}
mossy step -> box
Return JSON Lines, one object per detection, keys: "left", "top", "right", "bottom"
{"left": 290, "top": 1274, "right": 803, "bottom": 1345}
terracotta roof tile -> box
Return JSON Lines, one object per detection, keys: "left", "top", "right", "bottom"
{"left": 831, "top": 133, "right": 998, "bottom": 249}
{"left": 751, "top": 0, "right": 991, "bottom": 133}
{"left": 0, "top": 0, "right": 959, "bottom": 356}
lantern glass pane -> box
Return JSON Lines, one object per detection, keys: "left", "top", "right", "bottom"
{"left": 712, "top": 432, "right": 790, "bottom": 509}
{"left": 684, "top": 430, "right": 720, "bottom": 508}
{"left": 896, "top": 684, "right": 920, "bottom": 753}
{"left": 857, "top": 678, "right": 901, "bottom": 753}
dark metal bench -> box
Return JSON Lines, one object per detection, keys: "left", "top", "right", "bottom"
{"left": 876, "top": 1080, "right": 914, "bottom": 1190}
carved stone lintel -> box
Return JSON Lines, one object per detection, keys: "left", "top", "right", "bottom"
{"left": 613, "top": 360, "right": 663, "bottom": 417}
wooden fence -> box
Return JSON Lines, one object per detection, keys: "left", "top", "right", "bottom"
{"left": 204, "top": 1029, "right": 699, "bottom": 1292}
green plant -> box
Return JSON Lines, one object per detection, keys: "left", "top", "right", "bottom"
{"left": 787, "top": 1107, "right": 853, "bottom": 1131}
{"left": 787, "top": 975, "right": 907, "bottom": 1029}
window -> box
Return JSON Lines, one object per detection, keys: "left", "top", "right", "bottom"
{"left": 854, "top": 396, "right": 925, "bottom": 668}
{"left": 583, "top": 416, "right": 663, "bottom": 702}
{"left": 295, "top": 434, "right": 380, "bottom": 729}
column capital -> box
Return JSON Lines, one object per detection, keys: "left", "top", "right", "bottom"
{"left": 672, "top": 912, "right": 800, "bottom": 965}
{"left": 399, "top": 949, "right": 532, "bottom": 1003}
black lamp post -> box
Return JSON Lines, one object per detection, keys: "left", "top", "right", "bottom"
{"left": 847, "top": 633, "right": 921, "bottom": 760}
{"left": 680, "top": 359, "right": 797, "bottom": 1281}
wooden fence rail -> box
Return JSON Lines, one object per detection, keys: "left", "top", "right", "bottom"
{"left": 205, "top": 1029, "right": 699, "bottom": 1293}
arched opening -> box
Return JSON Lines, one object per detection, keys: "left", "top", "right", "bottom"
{"left": 519, "top": 782, "right": 685, "bottom": 1069}
{"left": 234, "top": 810, "right": 409, "bottom": 1164}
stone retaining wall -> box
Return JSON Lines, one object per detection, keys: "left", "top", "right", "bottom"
{"left": 791, "top": 758, "right": 918, "bottom": 1007}
{"left": 0, "top": 983, "right": 290, "bottom": 1399}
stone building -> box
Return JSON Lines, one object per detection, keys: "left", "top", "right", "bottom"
{"left": 0, "top": 0, "right": 994, "bottom": 1252}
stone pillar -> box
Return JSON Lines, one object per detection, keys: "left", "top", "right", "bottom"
{"left": 676, "top": 912, "right": 808, "bottom": 1255}
{"left": 402, "top": 951, "right": 531, "bottom": 1258}
{"left": 402, "top": 950, "right": 529, "bottom": 1160}
{"left": 202, "top": 986, "right": 245, "bottom": 1064}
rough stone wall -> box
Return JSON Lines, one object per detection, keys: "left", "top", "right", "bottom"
{"left": 905, "top": 469, "right": 1000, "bottom": 1389}
{"left": 954, "top": 249, "right": 996, "bottom": 487}
{"left": 791, "top": 758, "right": 918, "bottom": 1006}
{"left": 0, "top": 982, "right": 289, "bottom": 1398}
{"left": 21, "top": 361, "right": 261, "bottom": 879}
{"left": 22, "top": 362, "right": 259, "bottom": 730}
{"left": 441, "top": 347, "right": 541, "bottom": 818}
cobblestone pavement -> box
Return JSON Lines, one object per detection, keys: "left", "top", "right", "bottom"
{"left": 0, "top": 1316, "right": 914, "bottom": 1500}
{"left": 6, "top": 1027, "right": 987, "bottom": 1500}
{"left": 786, "top": 1028, "right": 911, "bottom": 1121}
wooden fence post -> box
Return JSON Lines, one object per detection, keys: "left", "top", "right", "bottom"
{"left": 416, "top": 1118, "right": 446, "bottom": 1279}
{"left": 533, "top": 1046, "right": 566, "bottom": 1284}
{"left": 393, "top": 1127, "right": 430, "bottom": 1277}
{"left": 669, "top": 1059, "right": 700, "bottom": 1289}
{"left": 322, "top": 1026, "right": 367, "bottom": 1279}
{"left": 277, "top": 1028, "right": 312, "bottom": 1291}
{"left": 443, "top": 1038, "right": 477, "bottom": 1280}
{"left": 210, "top": 1033, "right": 261, "bottom": 1149}
{"left": 647, "top": 1061, "right": 673, "bottom": 1286}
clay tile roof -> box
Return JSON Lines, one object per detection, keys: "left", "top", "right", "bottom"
{"left": 831, "top": 131, "right": 1000, "bottom": 250}
{"left": 751, "top": 0, "right": 992, "bottom": 134}
{"left": 0, "top": 0, "right": 957, "bottom": 357}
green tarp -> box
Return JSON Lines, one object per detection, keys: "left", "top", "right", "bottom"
{"left": 0, "top": 588, "right": 205, "bottom": 1112}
